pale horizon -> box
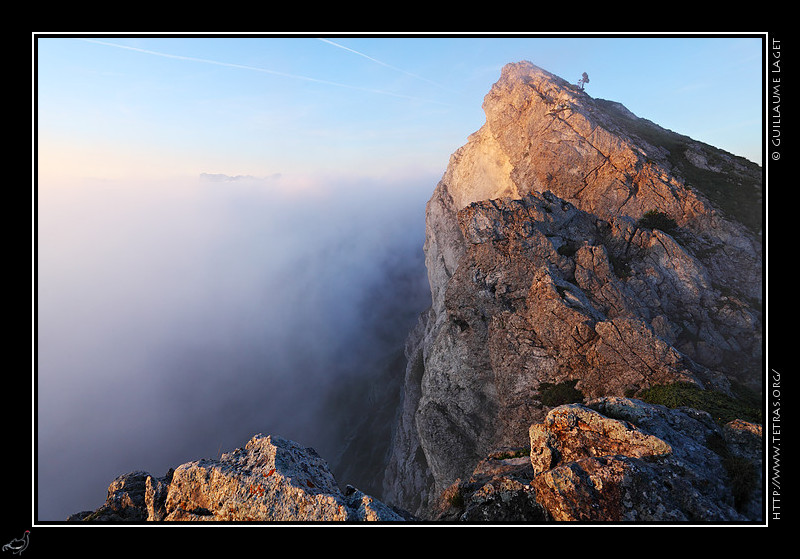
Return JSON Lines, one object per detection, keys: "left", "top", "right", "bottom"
{"left": 37, "top": 34, "right": 763, "bottom": 186}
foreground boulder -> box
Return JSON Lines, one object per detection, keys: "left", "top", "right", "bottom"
{"left": 70, "top": 434, "right": 412, "bottom": 522}
{"left": 429, "top": 397, "right": 761, "bottom": 522}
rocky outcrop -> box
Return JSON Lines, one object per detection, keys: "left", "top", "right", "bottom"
{"left": 529, "top": 398, "right": 760, "bottom": 521}
{"left": 429, "top": 397, "right": 762, "bottom": 522}
{"left": 383, "top": 61, "right": 762, "bottom": 518}
{"left": 68, "top": 470, "right": 156, "bottom": 522}
{"left": 70, "top": 434, "right": 413, "bottom": 522}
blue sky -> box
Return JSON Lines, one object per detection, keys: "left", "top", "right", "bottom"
{"left": 37, "top": 33, "right": 764, "bottom": 186}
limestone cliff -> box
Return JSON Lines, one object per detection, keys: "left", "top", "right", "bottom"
{"left": 381, "top": 61, "right": 762, "bottom": 518}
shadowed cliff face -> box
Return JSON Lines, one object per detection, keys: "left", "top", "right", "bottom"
{"left": 383, "top": 61, "right": 763, "bottom": 517}
{"left": 37, "top": 174, "right": 432, "bottom": 521}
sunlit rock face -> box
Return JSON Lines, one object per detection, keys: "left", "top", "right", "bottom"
{"left": 69, "top": 434, "right": 413, "bottom": 522}
{"left": 426, "top": 397, "right": 761, "bottom": 522}
{"left": 383, "top": 61, "right": 762, "bottom": 518}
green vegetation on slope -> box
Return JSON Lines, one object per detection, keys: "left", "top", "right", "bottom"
{"left": 635, "top": 381, "right": 762, "bottom": 425}
{"left": 595, "top": 99, "right": 763, "bottom": 234}
{"left": 538, "top": 379, "right": 585, "bottom": 407}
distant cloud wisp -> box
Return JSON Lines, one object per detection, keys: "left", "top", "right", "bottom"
{"left": 199, "top": 172, "right": 282, "bottom": 183}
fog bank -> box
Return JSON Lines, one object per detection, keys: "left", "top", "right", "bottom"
{"left": 36, "top": 173, "right": 433, "bottom": 520}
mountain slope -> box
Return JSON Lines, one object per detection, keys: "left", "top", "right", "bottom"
{"left": 382, "top": 61, "right": 763, "bottom": 518}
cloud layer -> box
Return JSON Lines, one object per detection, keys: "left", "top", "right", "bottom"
{"left": 36, "top": 173, "right": 433, "bottom": 520}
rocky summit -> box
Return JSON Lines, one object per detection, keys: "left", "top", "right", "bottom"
{"left": 70, "top": 61, "right": 763, "bottom": 524}
{"left": 381, "top": 61, "right": 762, "bottom": 520}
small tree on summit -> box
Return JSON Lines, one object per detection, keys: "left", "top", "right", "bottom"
{"left": 578, "top": 72, "right": 590, "bottom": 90}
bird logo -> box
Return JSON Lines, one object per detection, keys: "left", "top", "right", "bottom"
{"left": 2, "top": 531, "right": 29, "bottom": 555}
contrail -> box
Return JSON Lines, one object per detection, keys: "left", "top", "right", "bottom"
{"left": 77, "top": 38, "right": 451, "bottom": 105}
{"left": 318, "top": 38, "right": 456, "bottom": 92}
